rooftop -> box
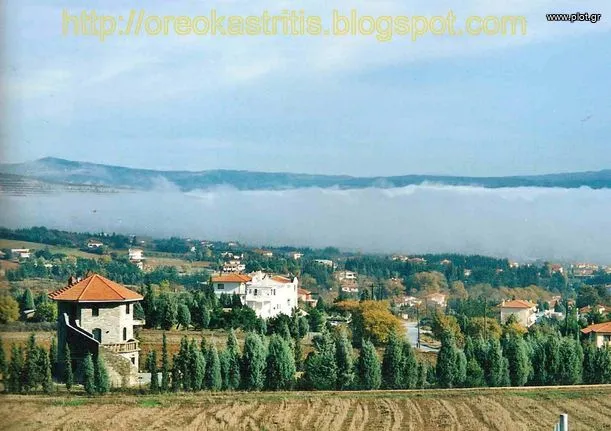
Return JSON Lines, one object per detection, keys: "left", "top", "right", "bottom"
{"left": 501, "top": 299, "right": 536, "bottom": 309}
{"left": 581, "top": 321, "right": 611, "bottom": 334}
{"left": 49, "top": 274, "right": 143, "bottom": 302}
{"left": 212, "top": 274, "right": 252, "bottom": 283}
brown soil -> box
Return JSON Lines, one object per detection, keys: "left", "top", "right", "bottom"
{"left": 0, "top": 386, "right": 609, "bottom": 431}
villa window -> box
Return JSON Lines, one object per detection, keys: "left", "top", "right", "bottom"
{"left": 254, "top": 289, "right": 258, "bottom": 296}
{"left": 217, "top": 283, "right": 225, "bottom": 290}
{"left": 126, "top": 303, "right": 131, "bottom": 314}
{"left": 123, "top": 327, "right": 127, "bottom": 341}
{"left": 92, "top": 328, "right": 102, "bottom": 342}
{"left": 92, "top": 306, "right": 99, "bottom": 317}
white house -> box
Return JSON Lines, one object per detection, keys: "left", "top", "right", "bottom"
{"left": 500, "top": 299, "right": 537, "bottom": 327}
{"left": 87, "top": 240, "right": 104, "bottom": 249}
{"left": 222, "top": 260, "right": 246, "bottom": 273}
{"left": 212, "top": 272, "right": 298, "bottom": 319}
{"left": 11, "top": 248, "right": 31, "bottom": 259}
{"left": 425, "top": 292, "right": 447, "bottom": 308}
{"left": 337, "top": 270, "right": 357, "bottom": 281}
{"left": 314, "top": 259, "right": 335, "bottom": 268}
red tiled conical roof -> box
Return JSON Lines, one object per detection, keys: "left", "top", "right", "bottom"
{"left": 49, "top": 273, "right": 143, "bottom": 302}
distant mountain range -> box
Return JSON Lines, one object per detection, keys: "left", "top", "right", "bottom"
{"left": 1, "top": 157, "right": 610, "bottom": 192}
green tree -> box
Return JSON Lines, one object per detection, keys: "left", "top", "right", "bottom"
{"left": 241, "top": 332, "right": 266, "bottom": 391}
{"left": 558, "top": 337, "right": 582, "bottom": 385}
{"left": 416, "top": 361, "right": 428, "bottom": 389}
{"left": 335, "top": 330, "right": 355, "bottom": 390}
{"left": 503, "top": 335, "right": 530, "bottom": 386}
{"left": 0, "top": 337, "right": 7, "bottom": 381}
{"left": 303, "top": 331, "right": 337, "bottom": 390}
{"left": 544, "top": 335, "right": 561, "bottom": 385}
{"left": 157, "top": 293, "right": 178, "bottom": 331}
{"left": 21, "top": 289, "right": 35, "bottom": 312}
{"left": 401, "top": 341, "right": 418, "bottom": 389}
{"left": 485, "top": 338, "right": 506, "bottom": 387}
{"left": 225, "top": 329, "right": 241, "bottom": 390}
{"left": 204, "top": 345, "right": 222, "bottom": 391}
{"left": 171, "top": 354, "right": 181, "bottom": 392}
{"left": 8, "top": 345, "right": 23, "bottom": 393}
{"left": 192, "top": 345, "right": 206, "bottom": 391}
{"left": 436, "top": 332, "right": 459, "bottom": 388}
{"left": 219, "top": 349, "right": 231, "bottom": 390}
{"left": 582, "top": 342, "right": 598, "bottom": 384}
{"left": 356, "top": 339, "right": 381, "bottom": 390}
{"left": 22, "top": 334, "right": 41, "bottom": 391}
{"left": 94, "top": 354, "right": 110, "bottom": 394}
{"left": 294, "top": 336, "right": 304, "bottom": 371}
{"left": 49, "top": 338, "right": 57, "bottom": 378}
{"left": 40, "top": 348, "right": 53, "bottom": 393}
{"left": 83, "top": 352, "right": 95, "bottom": 395}
{"left": 381, "top": 331, "right": 403, "bottom": 389}
{"left": 0, "top": 295, "right": 20, "bottom": 324}
{"left": 161, "top": 333, "right": 170, "bottom": 391}
{"left": 63, "top": 344, "right": 73, "bottom": 391}
{"left": 147, "top": 351, "right": 159, "bottom": 392}
{"left": 34, "top": 302, "right": 57, "bottom": 323}
{"left": 265, "top": 334, "right": 296, "bottom": 390}
{"left": 465, "top": 357, "right": 485, "bottom": 387}
{"left": 177, "top": 304, "right": 191, "bottom": 330}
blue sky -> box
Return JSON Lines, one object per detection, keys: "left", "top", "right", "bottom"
{"left": 2, "top": 0, "right": 610, "bottom": 176}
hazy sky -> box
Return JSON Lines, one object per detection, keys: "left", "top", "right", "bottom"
{"left": 2, "top": 0, "right": 610, "bottom": 176}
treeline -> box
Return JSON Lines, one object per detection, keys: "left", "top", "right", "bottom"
{"left": 0, "top": 226, "right": 131, "bottom": 249}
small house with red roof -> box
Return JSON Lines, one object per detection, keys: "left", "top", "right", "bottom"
{"left": 49, "top": 273, "right": 143, "bottom": 386}
{"left": 500, "top": 299, "right": 537, "bottom": 327}
{"left": 581, "top": 321, "right": 611, "bottom": 348}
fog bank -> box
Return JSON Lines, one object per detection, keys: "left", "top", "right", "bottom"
{"left": 1, "top": 184, "right": 610, "bottom": 263}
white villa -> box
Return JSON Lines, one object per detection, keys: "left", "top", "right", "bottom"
{"left": 211, "top": 272, "right": 298, "bottom": 319}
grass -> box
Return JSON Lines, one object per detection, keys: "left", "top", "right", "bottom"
{"left": 0, "top": 239, "right": 102, "bottom": 259}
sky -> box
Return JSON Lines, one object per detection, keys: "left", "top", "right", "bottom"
{"left": 2, "top": 0, "right": 611, "bottom": 176}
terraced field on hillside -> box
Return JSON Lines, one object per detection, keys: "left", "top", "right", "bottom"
{"left": 1, "top": 386, "right": 610, "bottom": 430}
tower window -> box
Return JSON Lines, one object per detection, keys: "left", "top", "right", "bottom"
{"left": 126, "top": 303, "right": 131, "bottom": 314}
{"left": 92, "top": 306, "right": 99, "bottom": 317}
{"left": 123, "top": 327, "right": 127, "bottom": 341}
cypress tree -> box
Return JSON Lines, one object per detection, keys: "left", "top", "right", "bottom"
{"left": 204, "top": 345, "right": 222, "bottom": 390}
{"left": 40, "top": 349, "right": 53, "bottom": 394}
{"left": 83, "top": 352, "right": 95, "bottom": 395}
{"left": 381, "top": 331, "right": 403, "bottom": 389}
{"left": 436, "top": 332, "right": 458, "bottom": 388}
{"left": 177, "top": 336, "right": 191, "bottom": 390}
{"left": 160, "top": 333, "right": 170, "bottom": 391}
{"left": 22, "top": 334, "right": 40, "bottom": 391}
{"left": 0, "top": 337, "right": 6, "bottom": 382}
{"left": 544, "top": 334, "right": 561, "bottom": 385}
{"left": 192, "top": 347, "right": 205, "bottom": 391}
{"left": 416, "top": 361, "right": 428, "bottom": 389}
{"left": 49, "top": 338, "right": 57, "bottom": 378}
{"left": 400, "top": 341, "right": 418, "bottom": 389}
{"left": 303, "top": 332, "right": 337, "bottom": 390}
{"left": 485, "top": 338, "right": 505, "bottom": 387}
{"left": 63, "top": 344, "right": 73, "bottom": 391}
{"left": 21, "top": 289, "right": 35, "bottom": 311}
{"left": 357, "top": 339, "right": 381, "bottom": 390}
{"left": 226, "top": 329, "right": 241, "bottom": 390}
{"left": 559, "top": 337, "right": 582, "bottom": 385}
{"left": 465, "top": 357, "right": 485, "bottom": 387}
{"left": 170, "top": 354, "right": 181, "bottom": 392}
{"left": 335, "top": 330, "right": 355, "bottom": 390}
{"left": 148, "top": 351, "right": 158, "bottom": 392}
{"left": 595, "top": 347, "right": 611, "bottom": 384}
{"left": 503, "top": 335, "right": 530, "bottom": 386}
{"left": 582, "top": 342, "right": 597, "bottom": 384}
{"left": 294, "top": 336, "right": 304, "bottom": 371}
{"left": 241, "top": 332, "right": 266, "bottom": 391}
{"left": 94, "top": 354, "right": 110, "bottom": 394}
{"left": 220, "top": 349, "right": 231, "bottom": 390}
{"left": 265, "top": 334, "right": 296, "bottom": 390}
{"left": 8, "top": 345, "right": 23, "bottom": 393}
{"left": 187, "top": 340, "right": 199, "bottom": 391}
{"left": 455, "top": 349, "right": 467, "bottom": 388}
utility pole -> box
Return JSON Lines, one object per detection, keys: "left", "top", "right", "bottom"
{"left": 416, "top": 306, "right": 421, "bottom": 349}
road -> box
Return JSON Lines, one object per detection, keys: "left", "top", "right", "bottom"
{"left": 403, "top": 321, "right": 439, "bottom": 353}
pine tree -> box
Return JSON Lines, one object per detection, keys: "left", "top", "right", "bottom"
{"left": 83, "top": 352, "right": 95, "bottom": 395}
{"left": 40, "top": 349, "right": 53, "bottom": 394}
{"left": 279, "top": 322, "right": 292, "bottom": 342}
{"left": 8, "top": 344, "right": 23, "bottom": 393}
{"left": 160, "top": 333, "right": 170, "bottom": 391}
{"left": 265, "top": 334, "right": 296, "bottom": 390}
{"left": 241, "top": 332, "right": 266, "bottom": 391}
{"left": 335, "top": 330, "right": 355, "bottom": 390}
{"left": 177, "top": 304, "right": 191, "bottom": 330}
{"left": 400, "top": 341, "right": 418, "bottom": 389}
{"left": 21, "top": 289, "right": 35, "bottom": 312}
{"left": 225, "top": 329, "right": 241, "bottom": 390}
{"left": 465, "top": 357, "right": 485, "bottom": 387}
{"left": 357, "top": 339, "right": 381, "bottom": 390}
{"left": 204, "top": 345, "right": 222, "bottom": 391}
{"left": 63, "top": 344, "right": 73, "bottom": 391}
{"left": 382, "top": 331, "right": 403, "bottom": 389}
{"left": 503, "top": 335, "right": 530, "bottom": 386}
{"left": 148, "top": 351, "right": 158, "bottom": 392}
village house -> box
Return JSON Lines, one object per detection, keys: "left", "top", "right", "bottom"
{"left": 211, "top": 272, "right": 298, "bottom": 319}
{"left": 500, "top": 299, "right": 537, "bottom": 327}
{"left": 314, "top": 259, "right": 335, "bottom": 268}
{"left": 87, "top": 239, "right": 104, "bottom": 249}
{"left": 253, "top": 249, "right": 273, "bottom": 257}
{"left": 10, "top": 248, "right": 31, "bottom": 259}
{"left": 128, "top": 248, "right": 144, "bottom": 269}
{"left": 222, "top": 260, "right": 246, "bottom": 273}
{"left": 398, "top": 295, "right": 422, "bottom": 308}
{"left": 49, "top": 273, "right": 144, "bottom": 387}
{"left": 288, "top": 251, "right": 303, "bottom": 260}
{"left": 425, "top": 292, "right": 447, "bottom": 308}
{"left": 297, "top": 288, "right": 317, "bottom": 307}
{"left": 579, "top": 304, "right": 610, "bottom": 316}
{"left": 581, "top": 321, "right": 611, "bottom": 348}
{"left": 336, "top": 270, "right": 357, "bottom": 281}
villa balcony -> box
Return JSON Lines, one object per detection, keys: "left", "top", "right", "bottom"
{"left": 102, "top": 340, "right": 140, "bottom": 353}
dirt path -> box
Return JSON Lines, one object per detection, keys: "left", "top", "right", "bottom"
{"left": 1, "top": 385, "right": 610, "bottom": 431}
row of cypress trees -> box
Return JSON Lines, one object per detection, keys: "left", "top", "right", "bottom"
{"left": 0, "top": 334, "right": 110, "bottom": 394}
{"left": 435, "top": 331, "right": 611, "bottom": 389}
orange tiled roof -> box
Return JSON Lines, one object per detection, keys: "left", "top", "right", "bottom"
{"left": 581, "top": 321, "right": 611, "bottom": 334}
{"left": 271, "top": 275, "right": 292, "bottom": 283}
{"left": 298, "top": 288, "right": 311, "bottom": 296}
{"left": 212, "top": 274, "right": 252, "bottom": 283}
{"left": 49, "top": 274, "right": 143, "bottom": 302}
{"left": 501, "top": 299, "right": 536, "bottom": 309}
